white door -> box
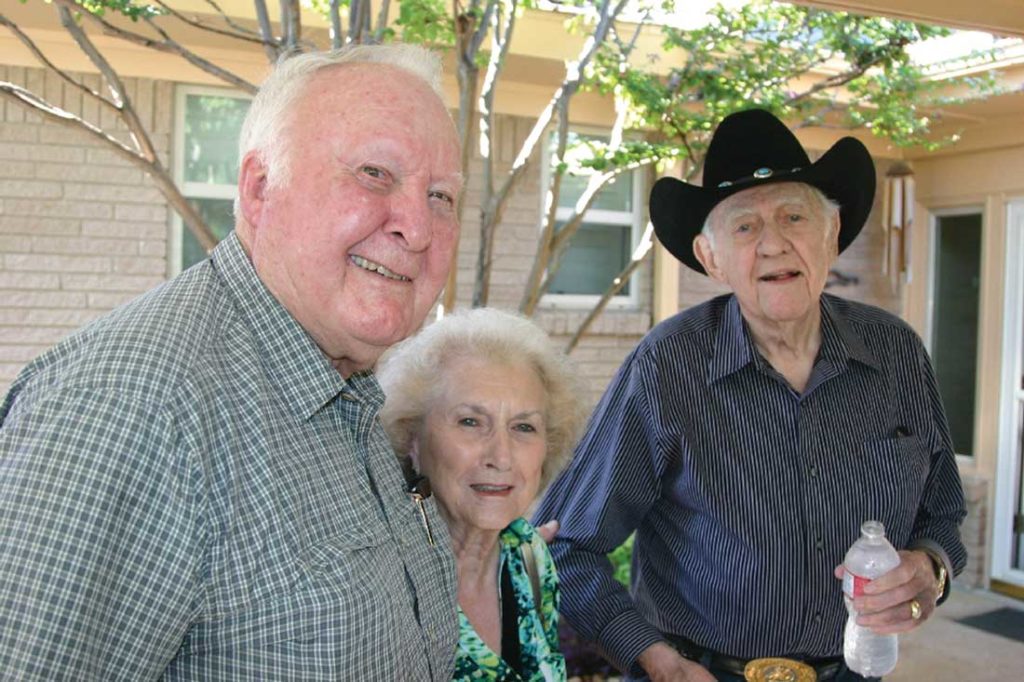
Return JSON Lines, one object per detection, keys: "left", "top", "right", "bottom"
{"left": 992, "top": 199, "right": 1024, "bottom": 591}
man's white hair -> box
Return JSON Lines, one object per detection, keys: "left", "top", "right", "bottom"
{"left": 237, "top": 44, "right": 444, "bottom": 194}
{"left": 701, "top": 183, "right": 841, "bottom": 250}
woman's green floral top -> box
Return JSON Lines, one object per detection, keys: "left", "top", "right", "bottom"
{"left": 452, "top": 518, "right": 565, "bottom": 681}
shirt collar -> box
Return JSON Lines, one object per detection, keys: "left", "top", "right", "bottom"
{"left": 820, "top": 294, "right": 880, "bottom": 371}
{"left": 211, "top": 232, "right": 378, "bottom": 420}
{"left": 707, "top": 294, "right": 880, "bottom": 384}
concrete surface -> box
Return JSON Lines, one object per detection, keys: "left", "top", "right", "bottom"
{"left": 888, "top": 585, "right": 1024, "bottom": 681}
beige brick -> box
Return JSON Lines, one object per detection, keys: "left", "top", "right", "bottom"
{"left": 0, "top": 125, "right": 38, "bottom": 143}
{"left": 0, "top": 362, "right": 28, "bottom": 381}
{"left": 0, "top": 180, "right": 62, "bottom": 199}
{"left": 0, "top": 308, "right": 104, "bottom": 326}
{"left": 0, "top": 161, "right": 36, "bottom": 178}
{"left": 0, "top": 272, "right": 61, "bottom": 289}
{"left": 5, "top": 254, "right": 110, "bottom": 274}
{"left": 37, "top": 126, "right": 103, "bottom": 146}
{"left": 0, "top": 291, "right": 88, "bottom": 309}
{"left": 81, "top": 221, "right": 166, "bottom": 240}
{"left": 0, "top": 236, "right": 33, "bottom": 252}
{"left": 33, "top": 163, "right": 143, "bottom": 185}
{"left": 80, "top": 74, "right": 100, "bottom": 123}
{"left": 31, "top": 236, "right": 139, "bottom": 256}
{"left": 0, "top": 344, "right": 49, "bottom": 362}
{"left": 0, "top": 216, "right": 81, "bottom": 236}
{"left": 138, "top": 240, "right": 167, "bottom": 257}
{"left": 61, "top": 273, "right": 162, "bottom": 292}
{"left": 0, "top": 142, "right": 86, "bottom": 164}
{"left": 112, "top": 256, "right": 166, "bottom": 275}
{"left": 3, "top": 199, "right": 112, "bottom": 220}
{"left": 84, "top": 147, "right": 128, "bottom": 165}
{"left": 114, "top": 204, "right": 167, "bottom": 222}
{"left": 63, "top": 183, "right": 162, "bottom": 204}
{"left": 0, "top": 326, "right": 73, "bottom": 344}
{"left": 87, "top": 291, "right": 144, "bottom": 309}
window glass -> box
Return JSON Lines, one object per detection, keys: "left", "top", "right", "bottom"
{"left": 177, "top": 89, "right": 251, "bottom": 271}
{"left": 183, "top": 94, "right": 249, "bottom": 185}
{"left": 932, "top": 212, "right": 982, "bottom": 457}
{"left": 548, "top": 221, "right": 631, "bottom": 296}
{"left": 546, "top": 131, "right": 640, "bottom": 303}
{"left": 181, "top": 198, "right": 236, "bottom": 270}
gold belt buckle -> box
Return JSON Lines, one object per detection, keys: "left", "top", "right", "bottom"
{"left": 744, "top": 657, "right": 817, "bottom": 682}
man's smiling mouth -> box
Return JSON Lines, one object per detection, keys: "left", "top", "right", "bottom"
{"left": 759, "top": 270, "right": 801, "bottom": 282}
{"left": 351, "top": 255, "right": 410, "bottom": 281}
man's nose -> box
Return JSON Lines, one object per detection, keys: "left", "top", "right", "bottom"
{"left": 387, "top": 187, "right": 433, "bottom": 252}
{"left": 757, "top": 221, "right": 789, "bottom": 255}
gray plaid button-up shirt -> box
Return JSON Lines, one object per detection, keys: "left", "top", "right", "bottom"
{"left": 0, "top": 232, "right": 458, "bottom": 680}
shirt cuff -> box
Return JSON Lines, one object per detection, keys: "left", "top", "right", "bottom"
{"left": 596, "top": 609, "right": 666, "bottom": 677}
{"left": 908, "top": 538, "right": 953, "bottom": 604}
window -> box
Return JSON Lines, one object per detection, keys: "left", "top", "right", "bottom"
{"left": 171, "top": 86, "right": 251, "bottom": 274}
{"left": 541, "top": 131, "right": 644, "bottom": 308}
{"left": 929, "top": 209, "right": 983, "bottom": 457}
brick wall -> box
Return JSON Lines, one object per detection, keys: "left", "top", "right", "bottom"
{"left": 0, "top": 65, "right": 171, "bottom": 393}
{"left": 451, "top": 114, "right": 652, "bottom": 410}
{"left": 957, "top": 474, "right": 989, "bottom": 588}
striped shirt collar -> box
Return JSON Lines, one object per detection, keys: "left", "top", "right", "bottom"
{"left": 211, "top": 232, "right": 382, "bottom": 421}
{"left": 708, "top": 293, "right": 881, "bottom": 385}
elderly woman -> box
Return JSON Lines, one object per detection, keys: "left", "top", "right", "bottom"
{"left": 377, "top": 307, "right": 585, "bottom": 682}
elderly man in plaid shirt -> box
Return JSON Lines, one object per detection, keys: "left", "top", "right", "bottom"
{"left": 0, "top": 44, "right": 464, "bottom": 680}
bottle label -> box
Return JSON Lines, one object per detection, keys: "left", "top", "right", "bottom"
{"left": 843, "top": 571, "right": 870, "bottom": 598}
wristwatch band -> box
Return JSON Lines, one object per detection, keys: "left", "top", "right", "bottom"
{"left": 920, "top": 548, "right": 949, "bottom": 601}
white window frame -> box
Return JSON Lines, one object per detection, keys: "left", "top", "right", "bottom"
{"left": 169, "top": 84, "right": 251, "bottom": 277}
{"left": 538, "top": 128, "right": 645, "bottom": 309}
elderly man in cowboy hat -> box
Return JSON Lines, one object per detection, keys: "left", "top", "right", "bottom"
{"left": 535, "top": 109, "right": 966, "bottom": 681}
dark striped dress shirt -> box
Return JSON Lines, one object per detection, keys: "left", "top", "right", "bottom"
{"left": 534, "top": 293, "right": 966, "bottom": 676}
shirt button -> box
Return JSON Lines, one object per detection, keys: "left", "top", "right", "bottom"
{"left": 809, "top": 464, "right": 818, "bottom": 478}
{"left": 813, "top": 612, "right": 823, "bottom": 624}
{"left": 815, "top": 537, "right": 823, "bottom": 550}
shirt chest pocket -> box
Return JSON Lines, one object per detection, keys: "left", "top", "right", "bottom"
{"left": 856, "top": 435, "right": 930, "bottom": 541}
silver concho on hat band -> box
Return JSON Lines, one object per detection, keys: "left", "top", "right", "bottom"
{"left": 716, "top": 165, "right": 807, "bottom": 190}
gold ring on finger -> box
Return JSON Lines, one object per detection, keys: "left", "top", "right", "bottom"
{"left": 910, "top": 598, "right": 922, "bottom": 620}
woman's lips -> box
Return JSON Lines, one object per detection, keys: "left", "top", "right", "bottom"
{"left": 470, "top": 484, "right": 513, "bottom": 496}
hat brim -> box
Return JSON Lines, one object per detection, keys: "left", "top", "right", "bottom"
{"left": 650, "top": 136, "right": 876, "bottom": 274}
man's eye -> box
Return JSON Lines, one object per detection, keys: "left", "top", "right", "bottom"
{"left": 788, "top": 213, "right": 804, "bottom": 222}
{"left": 513, "top": 422, "right": 537, "bottom": 433}
{"left": 429, "top": 190, "right": 454, "bottom": 206}
{"left": 457, "top": 417, "right": 478, "bottom": 427}
{"left": 735, "top": 223, "right": 751, "bottom": 233}
{"left": 361, "top": 165, "right": 387, "bottom": 180}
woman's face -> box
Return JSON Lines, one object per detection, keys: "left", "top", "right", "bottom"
{"left": 412, "top": 356, "right": 548, "bottom": 538}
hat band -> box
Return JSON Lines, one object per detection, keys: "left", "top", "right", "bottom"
{"left": 716, "top": 165, "right": 804, "bottom": 189}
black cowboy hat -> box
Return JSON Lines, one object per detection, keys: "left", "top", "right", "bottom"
{"left": 649, "top": 108, "right": 876, "bottom": 274}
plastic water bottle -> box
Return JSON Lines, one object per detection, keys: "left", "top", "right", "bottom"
{"left": 842, "top": 520, "right": 901, "bottom": 677}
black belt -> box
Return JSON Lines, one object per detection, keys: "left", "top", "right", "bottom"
{"left": 664, "top": 633, "right": 846, "bottom": 680}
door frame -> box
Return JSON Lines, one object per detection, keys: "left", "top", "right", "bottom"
{"left": 991, "top": 198, "right": 1024, "bottom": 591}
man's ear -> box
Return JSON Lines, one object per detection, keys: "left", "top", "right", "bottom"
{"left": 693, "top": 234, "right": 725, "bottom": 283}
{"left": 238, "top": 150, "right": 269, "bottom": 231}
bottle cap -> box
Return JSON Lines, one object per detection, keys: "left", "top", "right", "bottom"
{"left": 743, "top": 658, "right": 816, "bottom": 682}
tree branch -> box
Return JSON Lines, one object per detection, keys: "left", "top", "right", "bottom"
{"left": 52, "top": 0, "right": 257, "bottom": 95}
{"left": 151, "top": 0, "right": 270, "bottom": 45}
{"left": 565, "top": 222, "right": 654, "bottom": 353}
{"left": 0, "top": 12, "right": 119, "bottom": 112}
{"left": 0, "top": 82, "right": 218, "bottom": 251}
{"left": 58, "top": 5, "right": 159, "bottom": 163}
